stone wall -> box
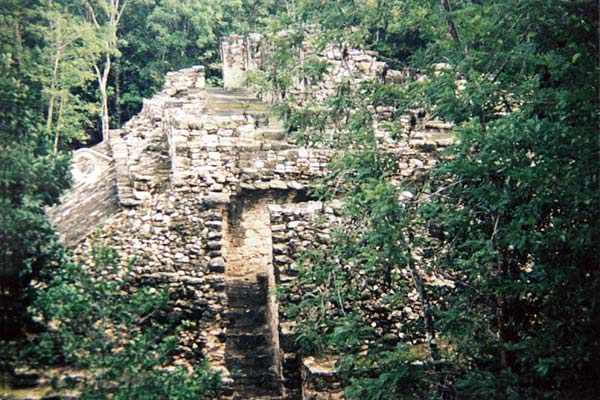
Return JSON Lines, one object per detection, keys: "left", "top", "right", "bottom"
{"left": 220, "top": 32, "right": 415, "bottom": 101}
{"left": 47, "top": 146, "right": 119, "bottom": 247}
{"left": 268, "top": 200, "right": 449, "bottom": 399}
{"left": 221, "top": 34, "right": 264, "bottom": 89}
{"left": 269, "top": 202, "right": 344, "bottom": 399}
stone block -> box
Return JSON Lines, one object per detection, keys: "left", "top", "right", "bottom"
{"left": 208, "top": 257, "right": 225, "bottom": 273}
{"left": 200, "top": 134, "right": 219, "bottom": 146}
{"left": 269, "top": 179, "right": 287, "bottom": 190}
{"left": 133, "top": 191, "right": 152, "bottom": 201}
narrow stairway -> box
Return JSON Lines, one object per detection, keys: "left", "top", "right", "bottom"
{"left": 222, "top": 197, "right": 283, "bottom": 399}
{"left": 225, "top": 276, "right": 281, "bottom": 399}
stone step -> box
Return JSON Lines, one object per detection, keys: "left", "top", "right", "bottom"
{"left": 225, "top": 307, "right": 268, "bottom": 330}
{"left": 226, "top": 287, "right": 269, "bottom": 307}
{"left": 207, "top": 87, "right": 266, "bottom": 103}
{"left": 226, "top": 298, "right": 268, "bottom": 309}
{"left": 205, "top": 87, "right": 279, "bottom": 122}
{"left": 226, "top": 332, "right": 271, "bottom": 353}
{"left": 227, "top": 352, "right": 275, "bottom": 369}
{"left": 229, "top": 372, "right": 281, "bottom": 386}
{"left": 256, "top": 127, "right": 285, "bottom": 141}
{"left": 222, "top": 394, "right": 283, "bottom": 400}
{"left": 224, "top": 372, "right": 282, "bottom": 398}
{"left": 424, "top": 119, "right": 453, "bottom": 131}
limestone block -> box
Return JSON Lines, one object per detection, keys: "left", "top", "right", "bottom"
{"left": 172, "top": 113, "right": 203, "bottom": 130}
{"left": 269, "top": 179, "right": 287, "bottom": 190}
{"left": 192, "top": 65, "right": 206, "bottom": 88}
{"left": 218, "top": 136, "right": 236, "bottom": 147}
{"left": 200, "top": 134, "right": 219, "bottom": 146}
{"left": 237, "top": 124, "right": 255, "bottom": 139}
{"left": 206, "top": 221, "right": 223, "bottom": 231}
{"left": 436, "top": 138, "right": 454, "bottom": 147}
{"left": 208, "top": 151, "right": 221, "bottom": 160}
{"left": 301, "top": 356, "right": 344, "bottom": 400}
{"left": 133, "top": 190, "right": 152, "bottom": 201}
{"left": 203, "top": 191, "right": 230, "bottom": 206}
{"left": 203, "top": 121, "right": 219, "bottom": 133}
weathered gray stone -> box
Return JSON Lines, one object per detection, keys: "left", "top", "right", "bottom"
{"left": 209, "top": 258, "right": 226, "bottom": 273}
{"left": 204, "top": 193, "right": 230, "bottom": 206}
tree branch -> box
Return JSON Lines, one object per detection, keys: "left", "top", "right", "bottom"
{"left": 83, "top": 0, "right": 100, "bottom": 27}
{"left": 115, "top": 0, "right": 129, "bottom": 26}
{"left": 441, "top": 0, "right": 460, "bottom": 44}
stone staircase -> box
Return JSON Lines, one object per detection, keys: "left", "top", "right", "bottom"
{"left": 224, "top": 277, "right": 282, "bottom": 399}
{"left": 221, "top": 195, "right": 284, "bottom": 399}
{"left": 108, "top": 129, "right": 138, "bottom": 206}
{"left": 206, "top": 87, "right": 286, "bottom": 143}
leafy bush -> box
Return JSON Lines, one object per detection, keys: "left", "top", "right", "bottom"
{"left": 22, "top": 247, "right": 220, "bottom": 400}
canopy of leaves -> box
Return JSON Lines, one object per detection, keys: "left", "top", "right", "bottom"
{"left": 0, "top": 0, "right": 72, "bottom": 340}
{"left": 258, "top": 1, "right": 600, "bottom": 399}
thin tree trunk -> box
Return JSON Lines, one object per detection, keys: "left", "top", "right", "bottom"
{"left": 114, "top": 62, "right": 121, "bottom": 127}
{"left": 407, "top": 238, "right": 439, "bottom": 362}
{"left": 53, "top": 95, "right": 65, "bottom": 152}
{"left": 14, "top": 19, "right": 23, "bottom": 69}
{"left": 85, "top": 0, "right": 128, "bottom": 142}
{"left": 100, "top": 85, "right": 109, "bottom": 140}
{"left": 496, "top": 248, "right": 510, "bottom": 369}
{"left": 491, "top": 214, "right": 510, "bottom": 369}
{"left": 441, "top": 0, "right": 461, "bottom": 44}
{"left": 404, "top": 221, "right": 449, "bottom": 398}
{"left": 95, "top": 53, "right": 111, "bottom": 141}
{"left": 47, "top": 47, "right": 62, "bottom": 133}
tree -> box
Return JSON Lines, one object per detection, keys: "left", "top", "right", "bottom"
{"left": 21, "top": 247, "right": 221, "bottom": 399}
{"left": 42, "top": 0, "right": 100, "bottom": 151}
{"left": 261, "top": 0, "right": 599, "bottom": 398}
{"left": 115, "top": 0, "right": 241, "bottom": 121}
{"left": 0, "top": 0, "right": 72, "bottom": 342}
{"left": 83, "top": 0, "right": 128, "bottom": 141}
{"left": 411, "top": 2, "right": 600, "bottom": 394}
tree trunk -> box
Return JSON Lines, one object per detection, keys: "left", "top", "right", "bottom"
{"left": 491, "top": 214, "right": 511, "bottom": 369}
{"left": 47, "top": 46, "right": 62, "bottom": 145}
{"left": 95, "top": 54, "right": 111, "bottom": 141}
{"left": 84, "top": 0, "right": 128, "bottom": 142}
{"left": 406, "top": 230, "right": 439, "bottom": 362}
{"left": 53, "top": 95, "right": 65, "bottom": 152}
{"left": 441, "top": 0, "right": 461, "bottom": 44}
{"left": 114, "top": 62, "right": 121, "bottom": 127}
{"left": 100, "top": 85, "right": 109, "bottom": 140}
{"left": 496, "top": 247, "right": 511, "bottom": 369}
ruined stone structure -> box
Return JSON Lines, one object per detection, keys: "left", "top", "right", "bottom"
{"left": 220, "top": 32, "right": 416, "bottom": 103}
{"left": 47, "top": 35, "right": 452, "bottom": 399}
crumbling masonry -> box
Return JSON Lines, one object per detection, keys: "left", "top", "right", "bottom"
{"left": 48, "top": 35, "right": 453, "bottom": 399}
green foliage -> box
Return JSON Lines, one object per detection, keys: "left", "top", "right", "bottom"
{"left": 115, "top": 0, "right": 270, "bottom": 121}
{"left": 342, "top": 345, "right": 430, "bottom": 400}
{"left": 40, "top": 1, "right": 101, "bottom": 149}
{"left": 1, "top": 0, "right": 73, "bottom": 340}
{"left": 22, "top": 247, "right": 220, "bottom": 399}
{"left": 268, "top": 0, "right": 599, "bottom": 398}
